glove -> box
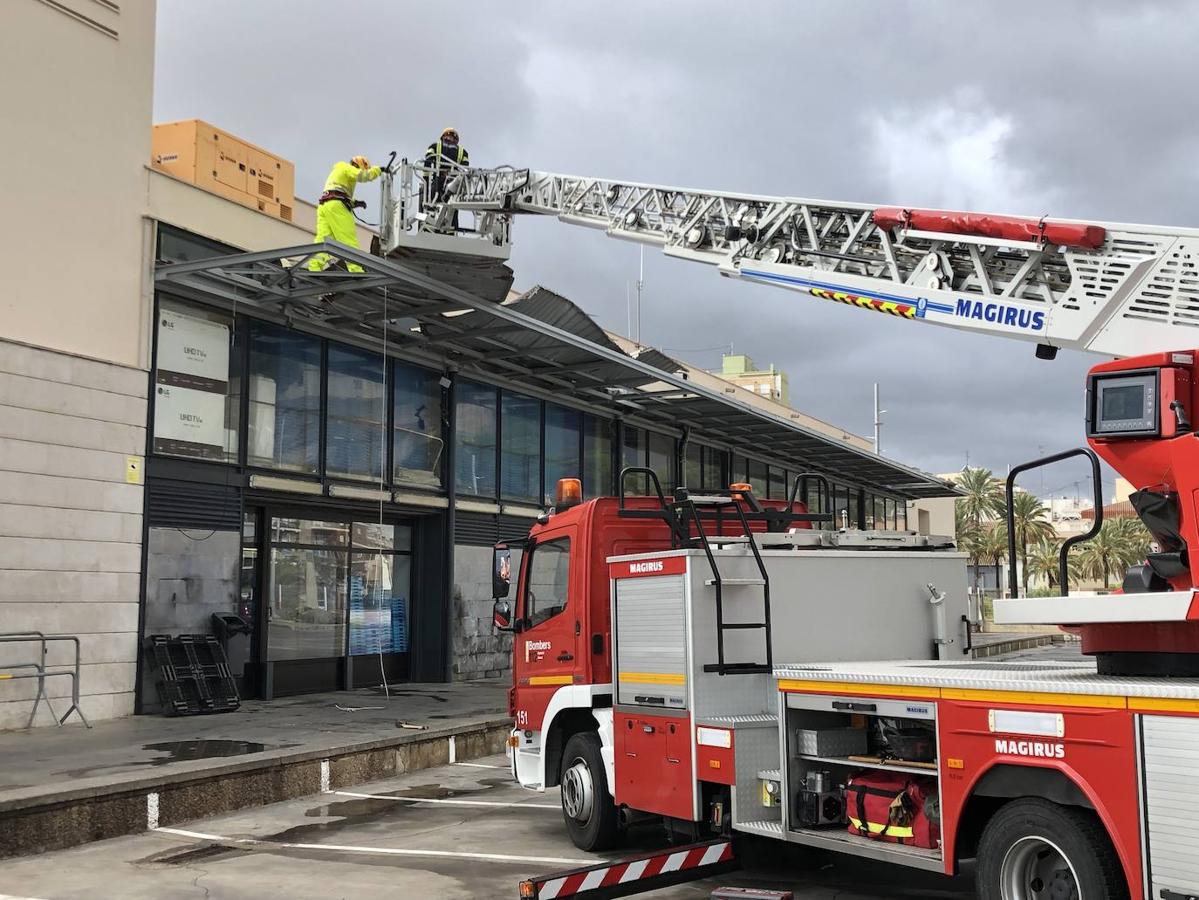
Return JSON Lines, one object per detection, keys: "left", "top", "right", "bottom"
{"left": 353, "top": 200, "right": 367, "bottom": 210}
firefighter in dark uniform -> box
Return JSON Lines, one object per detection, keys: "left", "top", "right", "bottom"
{"left": 423, "top": 127, "right": 469, "bottom": 231}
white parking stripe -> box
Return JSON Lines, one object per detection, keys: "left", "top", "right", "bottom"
{"left": 452, "top": 761, "right": 508, "bottom": 769}
{"left": 332, "top": 790, "right": 557, "bottom": 809}
{"left": 153, "top": 827, "right": 590, "bottom": 867}
{"left": 0, "top": 894, "right": 52, "bottom": 899}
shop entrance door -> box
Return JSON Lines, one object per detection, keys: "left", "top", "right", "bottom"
{"left": 260, "top": 512, "right": 414, "bottom": 697}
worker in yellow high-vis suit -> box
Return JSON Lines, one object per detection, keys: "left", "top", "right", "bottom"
{"left": 308, "top": 155, "right": 381, "bottom": 273}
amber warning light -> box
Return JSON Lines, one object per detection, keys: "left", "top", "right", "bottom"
{"left": 555, "top": 477, "right": 583, "bottom": 511}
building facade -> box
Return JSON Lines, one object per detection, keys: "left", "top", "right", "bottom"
{"left": 0, "top": 0, "right": 950, "bottom": 729}
{"left": 716, "top": 354, "right": 790, "bottom": 405}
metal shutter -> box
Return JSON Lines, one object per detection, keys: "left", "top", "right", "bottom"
{"left": 1142, "top": 714, "right": 1199, "bottom": 897}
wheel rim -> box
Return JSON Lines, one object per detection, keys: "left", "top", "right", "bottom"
{"left": 561, "top": 756, "right": 595, "bottom": 823}
{"left": 999, "top": 835, "right": 1081, "bottom": 900}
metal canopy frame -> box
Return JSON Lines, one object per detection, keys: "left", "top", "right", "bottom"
{"left": 154, "top": 240, "right": 957, "bottom": 500}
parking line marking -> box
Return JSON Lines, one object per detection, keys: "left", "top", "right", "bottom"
{"left": 332, "top": 790, "right": 557, "bottom": 809}
{"left": 452, "top": 762, "right": 508, "bottom": 770}
{"left": 153, "top": 827, "right": 590, "bottom": 866}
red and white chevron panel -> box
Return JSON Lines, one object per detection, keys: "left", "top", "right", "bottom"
{"left": 528, "top": 840, "right": 734, "bottom": 898}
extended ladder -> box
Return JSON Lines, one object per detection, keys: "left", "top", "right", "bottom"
{"left": 386, "top": 163, "right": 1199, "bottom": 359}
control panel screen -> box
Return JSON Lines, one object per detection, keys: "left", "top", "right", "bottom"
{"left": 1101, "top": 384, "right": 1146, "bottom": 421}
{"left": 1090, "top": 371, "right": 1158, "bottom": 436}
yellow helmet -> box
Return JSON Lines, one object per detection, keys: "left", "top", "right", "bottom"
{"left": 350, "top": 155, "right": 370, "bottom": 169}
{"left": 441, "top": 127, "right": 459, "bottom": 141}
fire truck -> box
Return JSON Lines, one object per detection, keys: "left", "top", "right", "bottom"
{"left": 392, "top": 165, "right": 1199, "bottom": 899}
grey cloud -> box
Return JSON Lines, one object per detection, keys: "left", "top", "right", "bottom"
{"left": 154, "top": 0, "right": 1199, "bottom": 497}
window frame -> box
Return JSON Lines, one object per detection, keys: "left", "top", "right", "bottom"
{"left": 521, "top": 535, "right": 572, "bottom": 630}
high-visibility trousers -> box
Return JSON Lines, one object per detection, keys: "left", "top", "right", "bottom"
{"left": 307, "top": 200, "right": 364, "bottom": 272}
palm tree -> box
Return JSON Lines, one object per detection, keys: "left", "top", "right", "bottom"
{"left": 955, "top": 467, "right": 1004, "bottom": 598}
{"left": 1027, "top": 538, "right": 1071, "bottom": 592}
{"left": 956, "top": 467, "right": 1004, "bottom": 530}
{"left": 1077, "top": 518, "right": 1152, "bottom": 589}
{"left": 976, "top": 523, "right": 1010, "bottom": 597}
{"left": 1007, "top": 491, "right": 1056, "bottom": 596}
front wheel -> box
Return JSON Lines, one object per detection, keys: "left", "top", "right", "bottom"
{"left": 976, "top": 798, "right": 1128, "bottom": 900}
{"left": 560, "top": 731, "right": 620, "bottom": 851}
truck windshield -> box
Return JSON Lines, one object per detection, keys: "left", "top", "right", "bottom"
{"left": 525, "top": 537, "right": 571, "bottom": 628}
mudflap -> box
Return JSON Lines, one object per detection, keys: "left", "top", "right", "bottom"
{"left": 518, "top": 838, "right": 736, "bottom": 899}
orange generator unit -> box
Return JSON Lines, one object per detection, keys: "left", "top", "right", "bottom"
{"left": 151, "top": 119, "right": 295, "bottom": 222}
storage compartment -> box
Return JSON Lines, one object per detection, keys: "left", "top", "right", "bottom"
{"left": 779, "top": 691, "right": 943, "bottom": 865}
{"left": 795, "top": 726, "right": 867, "bottom": 757}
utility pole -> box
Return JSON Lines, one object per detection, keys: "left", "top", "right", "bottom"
{"left": 636, "top": 245, "right": 644, "bottom": 343}
{"left": 873, "top": 383, "right": 885, "bottom": 455}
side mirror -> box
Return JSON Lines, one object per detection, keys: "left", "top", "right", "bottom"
{"left": 493, "top": 598, "right": 514, "bottom": 632}
{"left": 493, "top": 545, "right": 512, "bottom": 599}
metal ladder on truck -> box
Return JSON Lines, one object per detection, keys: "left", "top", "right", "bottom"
{"left": 616, "top": 468, "right": 831, "bottom": 676}
{"left": 385, "top": 163, "right": 1199, "bottom": 359}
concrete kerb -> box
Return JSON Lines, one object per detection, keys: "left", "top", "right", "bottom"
{"left": 0, "top": 717, "right": 511, "bottom": 859}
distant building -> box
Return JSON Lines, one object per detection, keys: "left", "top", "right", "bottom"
{"left": 716, "top": 354, "right": 790, "bottom": 405}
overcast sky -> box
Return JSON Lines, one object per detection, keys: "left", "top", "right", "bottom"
{"left": 154, "top": 1, "right": 1199, "bottom": 500}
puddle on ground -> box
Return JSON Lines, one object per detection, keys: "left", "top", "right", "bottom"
{"left": 426, "top": 708, "right": 505, "bottom": 719}
{"left": 265, "top": 778, "right": 514, "bottom": 842}
{"left": 365, "top": 689, "right": 448, "bottom": 702}
{"left": 142, "top": 843, "right": 249, "bottom": 866}
{"left": 55, "top": 739, "right": 298, "bottom": 778}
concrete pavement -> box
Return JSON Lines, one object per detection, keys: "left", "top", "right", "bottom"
{"left": 0, "top": 753, "right": 976, "bottom": 899}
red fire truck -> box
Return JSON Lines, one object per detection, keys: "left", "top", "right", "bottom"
{"left": 447, "top": 172, "right": 1199, "bottom": 898}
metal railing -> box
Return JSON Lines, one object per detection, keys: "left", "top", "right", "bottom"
{"left": 0, "top": 632, "right": 91, "bottom": 728}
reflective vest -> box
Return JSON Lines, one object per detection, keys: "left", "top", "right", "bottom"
{"left": 425, "top": 140, "right": 469, "bottom": 171}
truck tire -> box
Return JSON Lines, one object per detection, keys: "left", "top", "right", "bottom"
{"left": 560, "top": 731, "right": 619, "bottom": 851}
{"left": 976, "top": 798, "right": 1128, "bottom": 900}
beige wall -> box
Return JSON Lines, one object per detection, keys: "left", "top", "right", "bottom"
{"left": 909, "top": 497, "right": 956, "bottom": 538}
{"left": 0, "top": 0, "right": 156, "bottom": 370}
{"left": 0, "top": 339, "right": 146, "bottom": 730}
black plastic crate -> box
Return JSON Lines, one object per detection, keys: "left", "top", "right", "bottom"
{"left": 148, "top": 634, "right": 240, "bottom": 716}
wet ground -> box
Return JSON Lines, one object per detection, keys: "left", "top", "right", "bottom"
{"left": 0, "top": 753, "right": 977, "bottom": 899}
{"left": 0, "top": 681, "right": 507, "bottom": 804}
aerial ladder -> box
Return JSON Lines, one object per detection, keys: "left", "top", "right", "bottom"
{"left": 381, "top": 162, "right": 1198, "bottom": 359}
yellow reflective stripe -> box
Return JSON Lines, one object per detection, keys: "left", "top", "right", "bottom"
{"left": 779, "top": 679, "right": 1131, "bottom": 710}
{"left": 777, "top": 679, "right": 939, "bottom": 700}
{"left": 848, "top": 817, "right": 914, "bottom": 839}
{"left": 939, "top": 688, "right": 1126, "bottom": 710}
{"left": 618, "top": 672, "right": 686, "bottom": 686}
{"left": 528, "top": 675, "right": 572, "bottom": 686}
{"left": 1128, "top": 697, "right": 1199, "bottom": 714}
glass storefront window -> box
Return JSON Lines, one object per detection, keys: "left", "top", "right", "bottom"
{"left": 683, "top": 442, "right": 702, "bottom": 490}
{"left": 393, "top": 362, "right": 444, "bottom": 489}
{"left": 456, "top": 380, "right": 497, "bottom": 498}
{"left": 746, "top": 459, "right": 767, "bottom": 498}
{"left": 703, "top": 447, "right": 725, "bottom": 491}
{"left": 501, "top": 392, "right": 541, "bottom": 503}
{"left": 768, "top": 467, "right": 786, "bottom": 500}
{"left": 349, "top": 552, "right": 411, "bottom": 655}
{"left": 327, "top": 344, "right": 386, "bottom": 482}
{"left": 583, "top": 415, "right": 612, "bottom": 498}
{"left": 647, "top": 432, "right": 676, "bottom": 494}
{"left": 271, "top": 517, "right": 350, "bottom": 545}
{"left": 848, "top": 489, "right": 862, "bottom": 529}
{"left": 268, "top": 546, "right": 348, "bottom": 661}
{"left": 248, "top": 323, "right": 320, "bottom": 473}
{"left": 153, "top": 300, "right": 241, "bottom": 463}
{"left": 874, "top": 495, "right": 886, "bottom": 530}
{"left": 621, "top": 426, "right": 646, "bottom": 494}
{"left": 351, "top": 522, "right": 412, "bottom": 552}
{"left": 544, "top": 404, "right": 581, "bottom": 504}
